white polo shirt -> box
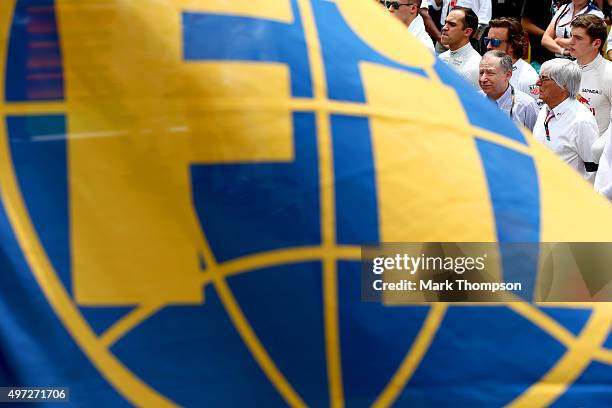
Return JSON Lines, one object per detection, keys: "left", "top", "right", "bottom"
{"left": 438, "top": 42, "right": 481, "bottom": 88}
{"left": 575, "top": 55, "right": 612, "bottom": 163}
{"left": 533, "top": 98, "right": 599, "bottom": 180}
{"left": 576, "top": 55, "right": 612, "bottom": 136}
{"left": 408, "top": 15, "right": 435, "bottom": 53}
{"left": 511, "top": 58, "right": 539, "bottom": 100}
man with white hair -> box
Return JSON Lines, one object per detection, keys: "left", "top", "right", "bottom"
{"left": 478, "top": 51, "right": 539, "bottom": 130}
{"left": 533, "top": 59, "right": 599, "bottom": 181}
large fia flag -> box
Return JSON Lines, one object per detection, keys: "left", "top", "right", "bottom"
{"left": 1, "top": 0, "right": 612, "bottom": 406}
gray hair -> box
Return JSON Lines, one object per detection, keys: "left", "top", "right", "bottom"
{"left": 482, "top": 50, "right": 513, "bottom": 73}
{"left": 540, "top": 58, "right": 582, "bottom": 99}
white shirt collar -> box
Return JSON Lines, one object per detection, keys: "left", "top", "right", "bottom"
{"left": 450, "top": 42, "right": 473, "bottom": 56}
{"left": 550, "top": 97, "right": 573, "bottom": 117}
{"left": 579, "top": 54, "right": 604, "bottom": 72}
{"left": 495, "top": 85, "right": 512, "bottom": 105}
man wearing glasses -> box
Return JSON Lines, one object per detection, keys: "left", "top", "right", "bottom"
{"left": 478, "top": 51, "right": 539, "bottom": 131}
{"left": 532, "top": 59, "right": 599, "bottom": 181}
{"left": 485, "top": 17, "right": 539, "bottom": 100}
{"left": 383, "top": 0, "right": 435, "bottom": 53}
{"left": 438, "top": 7, "right": 482, "bottom": 88}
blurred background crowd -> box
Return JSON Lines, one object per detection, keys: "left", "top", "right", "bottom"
{"left": 381, "top": 0, "right": 612, "bottom": 201}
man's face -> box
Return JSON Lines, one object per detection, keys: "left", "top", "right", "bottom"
{"left": 486, "top": 27, "right": 514, "bottom": 57}
{"left": 536, "top": 71, "right": 564, "bottom": 106}
{"left": 569, "top": 27, "right": 598, "bottom": 61}
{"left": 479, "top": 56, "right": 511, "bottom": 97}
{"left": 441, "top": 10, "right": 469, "bottom": 49}
{"left": 388, "top": 1, "right": 417, "bottom": 25}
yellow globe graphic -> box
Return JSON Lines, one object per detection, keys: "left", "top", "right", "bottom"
{"left": 1, "top": 0, "right": 612, "bottom": 406}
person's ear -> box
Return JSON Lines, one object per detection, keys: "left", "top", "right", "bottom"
{"left": 594, "top": 39, "right": 602, "bottom": 50}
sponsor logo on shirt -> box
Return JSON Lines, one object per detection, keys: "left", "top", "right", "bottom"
{"left": 577, "top": 94, "right": 596, "bottom": 116}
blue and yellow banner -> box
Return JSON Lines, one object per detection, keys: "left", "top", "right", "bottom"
{"left": 1, "top": 0, "right": 612, "bottom": 406}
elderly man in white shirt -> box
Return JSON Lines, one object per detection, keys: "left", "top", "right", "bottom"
{"left": 478, "top": 51, "right": 540, "bottom": 131}
{"left": 533, "top": 58, "right": 599, "bottom": 181}
{"left": 438, "top": 7, "right": 481, "bottom": 88}
{"left": 384, "top": 0, "right": 435, "bottom": 53}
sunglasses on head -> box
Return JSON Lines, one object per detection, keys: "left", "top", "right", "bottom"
{"left": 379, "top": 1, "right": 416, "bottom": 10}
{"left": 483, "top": 37, "right": 503, "bottom": 47}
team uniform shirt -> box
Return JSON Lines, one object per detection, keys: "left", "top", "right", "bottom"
{"left": 551, "top": 2, "right": 604, "bottom": 43}
{"left": 438, "top": 42, "right": 481, "bottom": 88}
{"left": 432, "top": 0, "right": 492, "bottom": 26}
{"left": 595, "top": 127, "right": 612, "bottom": 200}
{"left": 533, "top": 98, "right": 599, "bottom": 180}
{"left": 409, "top": 15, "right": 435, "bottom": 53}
{"left": 575, "top": 55, "right": 612, "bottom": 164}
{"left": 483, "top": 85, "right": 540, "bottom": 131}
{"left": 511, "top": 58, "right": 539, "bottom": 100}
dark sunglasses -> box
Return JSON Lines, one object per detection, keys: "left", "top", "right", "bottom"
{"left": 483, "top": 37, "right": 504, "bottom": 47}
{"left": 379, "top": 1, "right": 417, "bottom": 10}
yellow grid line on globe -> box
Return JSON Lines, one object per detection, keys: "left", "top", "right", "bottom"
{"left": 297, "top": 0, "right": 345, "bottom": 406}
{"left": 184, "top": 97, "right": 533, "bottom": 157}
{"left": 372, "top": 303, "right": 449, "bottom": 408}
{"left": 101, "top": 246, "right": 610, "bottom": 363}
{"left": 204, "top": 268, "right": 307, "bottom": 408}
{"left": 508, "top": 304, "right": 612, "bottom": 407}
{"left": 593, "top": 347, "right": 612, "bottom": 365}
{"left": 2, "top": 101, "right": 66, "bottom": 115}
{"left": 98, "top": 245, "right": 362, "bottom": 347}
{"left": 507, "top": 302, "right": 577, "bottom": 348}
{"left": 203, "top": 245, "right": 361, "bottom": 283}
{"left": 187, "top": 122, "right": 308, "bottom": 408}
{"left": 99, "top": 303, "right": 164, "bottom": 348}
